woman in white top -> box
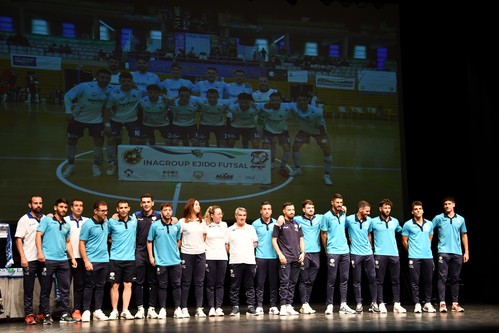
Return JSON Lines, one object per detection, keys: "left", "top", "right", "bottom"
{"left": 203, "top": 205, "right": 228, "bottom": 316}
{"left": 179, "top": 198, "right": 207, "bottom": 318}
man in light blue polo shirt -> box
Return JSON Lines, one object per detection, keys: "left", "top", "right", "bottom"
{"left": 147, "top": 202, "right": 182, "bottom": 319}
{"left": 401, "top": 200, "right": 436, "bottom": 313}
{"left": 107, "top": 200, "right": 138, "bottom": 320}
{"left": 36, "top": 198, "right": 77, "bottom": 324}
{"left": 79, "top": 200, "right": 110, "bottom": 322}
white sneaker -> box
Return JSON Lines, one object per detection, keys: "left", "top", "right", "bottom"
{"left": 393, "top": 302, "right": 406, "bottom": 313}
{"left": 158, "top": 308, "right": 167, "bottom": 319}
{"left": 268, "top": 306, "right": 280, "bottom": 315}
{"left": 325, "top": 304, "right": 333, "bottom": 315}
{"left": 108, "top": 309, "right": 118, "bottom": 320}
{"left": 255, "top": 307, "right": 264, "bottom": 315}
{"left": 355, "top": 303, "right": 363, "bottom": 313}
{"left": 106, "top": 163, "right": 116, "bottom": 176}
{"left": 208, "top": 308, "right": 216, "bottom": 317}
{"left": 414, "top": 303, "right": 422, "bottom": 313}
{"left": 121, "top": 309, "right": 134, "bottom": 320}
{"left": 215, "top": 308, "right": 224, "bottom": 316}
{"left": 323, "top": 174, "right": 333, "bottom": 185}
{"left": 289, "top": 168, "right": 302, "bottom": 177}
{"left": 81, "top": 310, "right": 91, "bottom": 322}
{"left": 279, "top": 305, "right": 288, "bottom": 316}
{"left": 339, "top": 303, "right": 356, "bottom": 314}
{"left": 135, "top": 307, "right": 145, "bottom": 319}
{"left": 92, "top": 164, "right": 102, "bottom": 177}
{"left": 300, "top": 303, "right": 316, "bottom": 314}
{"left": 62, "top": 165, "right": 75, "bottom": 177}
{"left": 379, "top": 303, "right": 388, "bottom": 313}
{"left": 286, "top": 304, "right": 299, "bottom": 315}
{"left": 147, "top": 307, "right": 158, "bottom": 319}
{"left": 93, "top": 309, "right": 109, "bottom": 321}
{"left": 423, "top": 302, "right": 436, "bottom": 313}
{"left": 182, "top": 308, "right": 190, "bottom": 318}
{"left": 173, "top": 307, "right": 184, "bottom": 319}
{"left": 195, "top": 307, "right": 206, "bottom": 318}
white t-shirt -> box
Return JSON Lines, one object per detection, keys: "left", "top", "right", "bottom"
{"left": 226, "top": 223, "right": 257, "bottom": 264}
{"left": 204, "top": 221, "right": 228, "bottom": 260}
{"left": 64, "top": 215, "right": 89, "bottom": 259}
{"left": 14, "top": 213, "right": 44, "bottom": 261}
{"left": 179, "top": 218, "right": 207, "bottom": 255}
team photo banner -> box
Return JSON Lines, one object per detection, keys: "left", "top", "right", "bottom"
{"left": 117, "top": 145, "right": 271, "bottom": 184}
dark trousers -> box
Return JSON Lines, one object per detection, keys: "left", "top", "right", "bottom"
{"left": 40, "top": 259, "right": 70, "bottom": 314}
{"left": 437, "top": 253, "right": 463, "bottom": 303}
{"left": 408, "top": 258, "right": 434, "bottom": 304}
{"left": 375, "top": 255, "right": 401, "bottom": 303}
{"left": 181, "top": 253, "right": 206, "bottom": 308}
{"left": 278, "top": 261, "right": 301, "bottom": 306}
{"left": 70, "top": 258, "right": 85, "bottom": 312}
{"left": 82, "top": 261, "right": 108, "bottom": 311}
{"left": 134, "top": 255, "right": 156, "bottom": 308}
{"left": 205, "top": 260, "right": 228, "bottom": 308}
{"left": 153, "top": 264, "right": 182, "bottom": 308}
{"left": 229, "top": 263, "right": 256, "bottom": 307}
{"left": 350, "top": 254, "right": 377, "bottom": 304}
{"left": 298, "top": 252, "right": 320, "bottom": 304}
{"left": 255, "top": 258, "right": 279, "bottom": 308}
{"left": 325, "top": 253, "right": 350, "bottom": 305}
{"left": 22, "top": 260, "right": 42, "bottom": 315}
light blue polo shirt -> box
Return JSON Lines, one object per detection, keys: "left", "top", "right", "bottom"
{"left": 252, "top": 218, "right": 278, "bottom": 259}
{"left": 294, "top": 214, "right": 322, "bottom": 253}
{"left": 369, "top": 216, "right": 402, "bottom": 256}
{"left": 402, "top": 219, "right": 434, "bottom": 259}
{"left": 37, "top": 216, "right": 71, "bottom": 261}
{"left": 432, "top": 213, "right": 467, "bottom": 255}
{"left": 320, "top": 210, "right": 349, "bottom": 254}
{"left": 79, "top": 219, "right": 109, "bottom": 263}
{"left": 108, "top": 215, "right": 138, "bottom": 261}
{"left": 147, "top": 220, "right": 182, "bottom": 266}
{"left": 345, "top": 214, "right": 373, "bottom": 256}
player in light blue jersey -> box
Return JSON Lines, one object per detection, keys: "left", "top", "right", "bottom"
{"left": 197, "top": 88, "right": 231, "bottom": 147}
{"left": 103, "top": 71, "right": 144, "bottom": 176}
{"left": 147, "top": 202, "right": 182, "bottom": 319}
{"left": 293, "top": 199, "right": 322, "bottom": 314}
{"left": 368, "top": 198, "right": 406, "bottom": 313}
{"left": 345, "top": 201, "right": 379, "bottom": 313}
{"left": 63, "top": 68, "right": 112, "bottom": 178}
{"left": 226, "top": 93, "right": 259, "bottom": 148}
{"left": 169, "top": 87, "right": 199, "bottom": 146}
{"left": 191, "top": 66, "right": 229, "bottom": 98}
{"left": 252, "top": 201, "right": 279, "bottom": 315}
{"left": 288, "top": 92, "right": 333, "bottom": 185}
{"left": 139, "top": 84, "right": 170, "bottom": 145}
{"left": 432, "top": 196, "right": 468, "bottom": 313}
{"left": 160, "top": 63, "right": 194, "bottom": 102}
{"left": 320, "top": 193, "right": 356, "bottom": 315}
{"left": 256, "top": 92, "right": 293, "bottom": 177}
{"left": 79, "top": 200, "right": 110, "bottom": 322}
{"left": 401, "top": 201, "right": 436, "bottom": 313}
{"left": 227, "top": 69, "right": 253, "bottom": 101}
{"left": 36, "top": 198, "right": 76, "bottom": 324}
{"left": 107, "top": 200, "right": 138, "bottom": 320}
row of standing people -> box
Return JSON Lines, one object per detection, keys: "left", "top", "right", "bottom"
{"left": 63, "top": 60, "right": 333, "bottom": 185}
{"left": 14, "top": 193, "right": 468, "bottom": 324}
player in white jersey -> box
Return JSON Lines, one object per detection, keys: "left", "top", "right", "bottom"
{"left": 197, "top": 88, "right": 231, "bottom": 147}
{"left": 63, "top": 68, "right": 112, "bottom": 178}
{"left": 226, "top": 93, "right": 259, "bottom": 148}
{"left": 252, "top": 75, "right": 278, "bottom": 138}
{"left": 103, "top": 71, "right": 144, "bottom": 176}
{"left": 139, "top": 84, "right": 170, "bottom": 145}
{"left": 256, "top": 92, "right": 293, "bottom": 177}
{"left": 227, "top": 69, "right": 253, "bottom": 101}
{"left": 288, "top": 91, "right": 333, "bottom": 185}
{"left": 160, "top": 63, "right": 194, "bottom": 102}
{"left": 106, "top": 55, "right": 121, "bottom": 89}
{"left": 191, "top": 66, "right": 229, "bottom": 98}
{"left": 169, "top": 86, "right": 200, "bottom": 146}
{"left": 131, "top": 56, "right": 161, "bottom": 93}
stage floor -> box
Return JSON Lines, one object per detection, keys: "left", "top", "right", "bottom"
{"left": 1, "top": 304, "right": 498, "bottom": 332}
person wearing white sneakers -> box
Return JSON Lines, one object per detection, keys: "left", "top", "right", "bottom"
{"left": 320, "top": 193, "right": 356, "bottom": 315}
{"left": 431, "top": 196, "right": 469, "bottom": 314}
{"left": 79, "top": 200, "right": 111, "bottom": 322}
{"left": 345, "top": 200, "right": 380, "bottom": 314}
{"left": 179, "top": 198, "right": 207, "bottom": 318}
{"left": 107, "top": 200, "right": 138, "bottom": 320}
{"left": 62, "top": 68, "right": 112, "bottom": 178}
{"left": 272, "top": 202, "right": 304, "bottom": 317}
{"left": 252, "top": 201, "right": 280, "bottom": 316}
{"left": 401, "top": 201, "right": 435, "bottom": 314}
{"left": 204, "top": 206, "right": 228, "bottom": 317}
{"left": 369, "top": 199, "right": 407, "bottom": 314}
{"left": 147, "top": 202, "right": 182, "bottom": 320}
{"left": 226, "top": 207, "right": 259, "bottom": 317}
